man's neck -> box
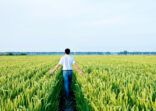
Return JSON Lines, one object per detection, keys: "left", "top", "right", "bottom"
{"left": 65, "top": 54, "right": 70, "bottom": 56}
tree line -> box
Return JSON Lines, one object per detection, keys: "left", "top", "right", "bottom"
{"left": 0, "top": 51, "right": 156, "bottom": 56}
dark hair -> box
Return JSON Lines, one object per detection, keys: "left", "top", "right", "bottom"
{"left": 65, "top": 48, "right": 70, "bottom": 54}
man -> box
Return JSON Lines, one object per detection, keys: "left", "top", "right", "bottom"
{"left": 50, "top": 48, "right": 82, "bottom": 97}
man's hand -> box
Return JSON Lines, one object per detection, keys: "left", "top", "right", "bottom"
{"left": 74, "top": 63, "right": 83, "bottom": 75}
{"left": 49, "top": 64, "right": 61, "bottom": 76}
{"left": 79, "top": 70, "right": 83, "bottom": 75}
{"left": 49, "top": 69, "right": 55, "bottom": 75}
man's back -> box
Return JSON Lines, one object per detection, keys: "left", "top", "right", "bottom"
{"left": 59, "top": 54, "right": 75, "bottom": 70}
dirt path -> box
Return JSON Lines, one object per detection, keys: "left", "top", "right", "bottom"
{"left": 59, "top": 84, "right": 76, "bottom": 111}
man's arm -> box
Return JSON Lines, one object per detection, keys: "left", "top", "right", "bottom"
{"left": 50, "top": 57, "right": 63, "bottom": 75}
{"left": 49, "top": 64, "right": 62, "bottom": 75}
{"left": 73, "top": 63, "right": 83, "bottom": 75}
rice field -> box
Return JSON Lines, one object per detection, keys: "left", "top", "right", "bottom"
{"left": 0, "top": 56, "right": 156, "bottom": 111}
{"left": 74, "top": 56, "right": 156, "bottom": 111}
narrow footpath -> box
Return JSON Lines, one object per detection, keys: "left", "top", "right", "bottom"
{"left": 59, "top": 88, "right": 76, "bottom": 111}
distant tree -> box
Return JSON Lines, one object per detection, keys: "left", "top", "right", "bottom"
{"left": 105, "top": 52, "right": 111, "bottom": 55}
{"left": 20, "top": 53, "right": 27, "bottom": 55}
{"left": 6, "top": 52, "right": 14, "bottom": 55}
{"left": 123, "top": 50, "right": 128, "bottom": 55}
{"left": 118, "top": 50, "right": 128, "bottom": 55}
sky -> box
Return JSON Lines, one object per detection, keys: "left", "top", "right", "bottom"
{"left": 0, "top": 0, "right": 156, "bottom": 52}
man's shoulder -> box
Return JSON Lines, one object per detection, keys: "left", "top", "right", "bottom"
{"left": 61, "top": 56, "right": 65, "bottom": 59}
{"left": 62, "top": 55, "right": 74, "bottom": 59}
{"left": 59, "top": 56, "right": 64, "bottom": 60}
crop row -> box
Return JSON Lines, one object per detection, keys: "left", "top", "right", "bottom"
{"left": 0, "top": 56, "right": 64, "bottom": 111}
{"left": 74, "top": 56, "right": 156, "bottom": 110}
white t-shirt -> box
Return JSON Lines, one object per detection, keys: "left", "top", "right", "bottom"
{"left": 59, "top": 54, "right": 75, "bottom": 70}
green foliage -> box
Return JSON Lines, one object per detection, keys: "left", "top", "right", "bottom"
{"left": 1, "top": 56, "right": 156, "bottom": 111}
{"left": 0, "top": 56, "right": 61, "bottom": 111}
{"left": 74, "top": 56, "right": 156, "bottom": 110}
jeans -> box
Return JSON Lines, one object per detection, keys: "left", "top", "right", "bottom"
{"left": 63, "top": 70, "right": 73, "bottom": 97}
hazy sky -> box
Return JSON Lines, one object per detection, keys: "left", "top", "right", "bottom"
{"left": 0, "top": 0, "right": 156, "bottom": 52}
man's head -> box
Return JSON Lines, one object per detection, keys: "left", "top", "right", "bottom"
{"left": 65, "top": 48, "right": 70, "bottom": 55}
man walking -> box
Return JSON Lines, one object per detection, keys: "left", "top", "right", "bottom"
{"left": 50, "top": 48, "right": 77, "bottom": 97}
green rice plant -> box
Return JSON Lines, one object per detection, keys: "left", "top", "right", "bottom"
{"left": 0, "top": 56, "right": 63, "bottom": 111}
{"left": 74, "top": 56, "right": 156, "bottom": 110}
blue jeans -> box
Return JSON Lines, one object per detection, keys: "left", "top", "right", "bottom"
{"left": 63, "top": 70, "right": 72, "bottom": 97}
